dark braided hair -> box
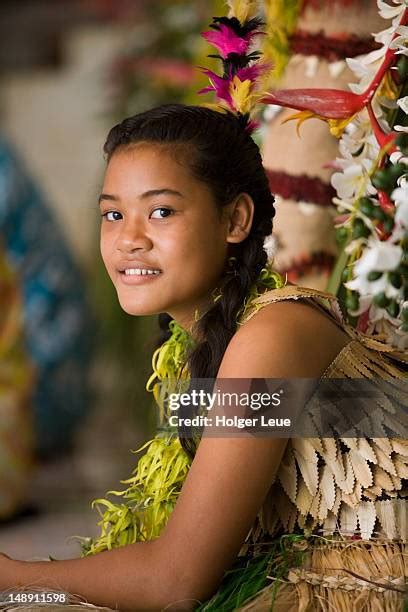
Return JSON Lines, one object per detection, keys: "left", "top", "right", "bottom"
{"left": 104, "top": 103, "right": 276, "bottom": 457}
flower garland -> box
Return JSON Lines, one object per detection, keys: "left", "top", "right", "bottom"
{"left": 331, "top": 1, "right": 408, "bottom": 350}
{"left": 290, "top": 30, "right": 381, "bottom": 63}
{"left": 262, "top": 0, "right": 408, "bottom": 352}
{"left": 259, "top": 0, "right": 372, "bottom": 87}
{"left": 266, "top": 168, "right": 336, "bottom": 206}
{"left": 283, "top": 251, "right": 336, "bottom": 282}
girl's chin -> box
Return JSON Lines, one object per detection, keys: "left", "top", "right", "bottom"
{"left": 117, "top": 296, "right": 164, "bottom": 317}
{"left": 120, "top": 303, "right": 161, "bottom": 316}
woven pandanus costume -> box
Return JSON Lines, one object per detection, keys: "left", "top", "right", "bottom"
{"left": 74, "top": 261, "right": 407, "bottom": 611}
{"left": 233, "top": 283, "right": 408, "bottom": 611}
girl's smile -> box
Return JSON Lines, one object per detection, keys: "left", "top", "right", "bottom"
{"left": 118, "top": 270, "right": 162, "bottom": 284}
{"left": 99, "top": 143, "right": 231, "bottom": 329}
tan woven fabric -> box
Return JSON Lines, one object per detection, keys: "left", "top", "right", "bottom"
{"left": 238, "top": 539, "right": 407, "bottom": 611}
{"left": 237, "top": 285, "right": 407, "bottom": 610}
{"left": 239, "top": 285, "right": 407, "bottom": 549}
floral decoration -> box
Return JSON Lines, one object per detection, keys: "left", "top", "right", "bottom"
{"left": 263, "top": 0, "right": 408, "bottom": 351}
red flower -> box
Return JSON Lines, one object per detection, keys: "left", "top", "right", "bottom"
{"left": 262, "top": 88, "right": 366, "bottom": 120}
{"left": 260, "top": 8, "right": 408, "bottom": 140}
{"left": 378, "top": 190, "right": 395, "bottom": 215}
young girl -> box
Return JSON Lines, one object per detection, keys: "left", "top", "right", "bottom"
{"left": 0, "top": 103, "right": 406, "bottom": 611}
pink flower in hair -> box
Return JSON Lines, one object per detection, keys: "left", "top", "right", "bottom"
{"left": 198, "top": 69, "right": 233, "bottom": 107}
{"left": 201, "top": 24, "right": 254, "bottom": 58}
{"left": 236, "top": 63, "right": 270, "bottom": 82}
{"left": 245, "top": 118, "right": 260, "bottom": 133}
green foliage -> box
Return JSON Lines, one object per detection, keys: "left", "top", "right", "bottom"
{"left": 78, "top": 433, "right": 191, "bottom": 555}
{"left": 197, "top": 534, "right": 308, "bottom": 611}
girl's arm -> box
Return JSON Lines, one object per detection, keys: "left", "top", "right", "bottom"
{"left": 0, "top": 434, "right": 287, "bottom": 611}
{"left": 0, "top": 300, "right": 348, "bottom": 611}
{"left": 0, "top": 434, "right": 288, "bottom": 611}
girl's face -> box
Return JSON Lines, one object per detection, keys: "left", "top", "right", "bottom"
{"left": 99, "top": 143, "right": 231, "bottom": 329}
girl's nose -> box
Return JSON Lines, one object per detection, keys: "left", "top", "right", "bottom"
{"left": 116, "top": 219, "right": 153, "bottom": 253}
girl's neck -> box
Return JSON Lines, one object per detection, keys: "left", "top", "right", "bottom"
{"left": 173, "top": 262, "right": 285, "bottom": 338}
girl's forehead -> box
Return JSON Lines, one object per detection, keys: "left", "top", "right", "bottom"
{"left": 113, "top": 141, "right": 193, "bottom": 165}
{"left": 105, "top": 142, "right": 210, "bottom": 191}
{"left": 105, "top": 144, "right": 212, "bottom": 196}
{"left": 107, "top": 143, "right": 191, "bottom": 178}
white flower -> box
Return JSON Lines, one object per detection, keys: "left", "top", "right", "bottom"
{"left": 391, "top": 326, "right": 408, "bottom": 351}
{"left": 345, "top": 274, "right": 400, "bottom": 298}
{"left": 347, "top": 60, "right": 377, "bottom": 95}
{"left": 347, "top": 295, "right": 407, "bottom": 349}
{"left": 344, "top": 240, "right": 402, "bottom": 298}
{"left": 392, "top": 126, "right": 408, "bottom": 165}
{"left": 377, "top": 0, "right": 406, "bottom": 22}
{"left": 397, "top": 96, "right": 408, "bottom": 114}
{"left": 375, "top": 24, "right": 398, "bottom": 47}
{"left": 344, "top": 237, "right": 369, "bottom": 255}
{"left": 339, "top": 114, "right": 379, "bottom": 161}
{"left": 331, "top": 164, "right": 363, "bottom": 199}
{"left": 263, "top": 233, "right": 278, "bottom": 260}
{"left": 389, "top": 25, "right": 408, "bottom": 56}
{"left": 391, "top": 179, "right": 408, "bottom": 227}
{"left": 346, "top": 45, "right": 387, "bottom": 95}
{"left": 346, "top": 55, "right": 374, "bottom": 80}
{"left": 331, "top": 159, "right": 376, "bottom": 200}
{"left": 390, "top": 150, "right": 408, "bottom": 165}
{"left": 354, "top": 240, "right": 402, "bottom": 273}
{"left": 370, "top": 317, "right": 408, "bottom": 350}
{"left": 376, "top": 95, "right": 398, "bottom": 110}
{"left": 333, "top": 0, "right": 408, "bottom": 347}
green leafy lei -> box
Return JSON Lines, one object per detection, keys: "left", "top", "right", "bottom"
{"left": 78, "top": 263, "right": 285, "bottom": 557}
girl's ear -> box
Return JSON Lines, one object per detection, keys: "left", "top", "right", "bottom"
{"left": 226, "top": 193, "right": 255, "bottom": 244}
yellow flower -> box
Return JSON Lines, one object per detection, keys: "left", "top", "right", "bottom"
{"left": 283, "top": 110, "right": 356, "bottom": 138}
{"left": 229, "top": 75, "right": 264, "bottom": 115}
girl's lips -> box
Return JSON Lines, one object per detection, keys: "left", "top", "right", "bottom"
{"left": 118, "top": 270, "right": 162, "bottom": 285}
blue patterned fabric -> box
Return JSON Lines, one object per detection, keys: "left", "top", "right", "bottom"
{"left": 0, "top": 136, "right": 94, "bottom": 457}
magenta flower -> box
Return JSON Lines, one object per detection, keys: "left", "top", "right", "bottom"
{"left": 236, "top": 63, "right": 269, "bottom": 82}
{"left": 245, "top": 118, "right": 260, "bottom": 132}
{"left": 201, "top": 24, "right": 254, "bottom": 58}
{"left": 198, "top": 69, "right": 233, "bottom": 107}
{"left": 198, "top": 62, "right": 271, "bottom": 112}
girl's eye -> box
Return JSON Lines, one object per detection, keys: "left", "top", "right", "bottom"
{"left": 150, "top": 207, "right": 173, "bottom": 219}
{"left": 102, "top": 211, "right": 122, "bottom": 222}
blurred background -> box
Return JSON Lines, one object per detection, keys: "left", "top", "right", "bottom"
{"left": 0, "top": 0, "right": 226, "bottom": 561}
{"left": 0, "top": 0, "right": 385, "bottom": 561}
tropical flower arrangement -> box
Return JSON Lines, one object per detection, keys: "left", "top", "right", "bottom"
{"left": 196, "top": 0, "right": 408, "bottom": 350}
{"left": 263, "top": 0, "right": 408, "bottom": 351}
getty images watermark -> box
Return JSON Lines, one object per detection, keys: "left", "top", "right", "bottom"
{"left": 157, "top": 378, "right": 408, "bottom": 438}
{"left": 167, "top": 387, "right": 291, "bottom": 430}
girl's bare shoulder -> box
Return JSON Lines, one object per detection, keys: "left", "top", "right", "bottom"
{"left": 217, "top": 298, "right": 350, "bottom": 378}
